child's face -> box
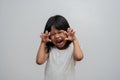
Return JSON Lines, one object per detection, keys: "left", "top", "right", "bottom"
{"left": 50, "top": 27, "right": 67, "bottom": 49}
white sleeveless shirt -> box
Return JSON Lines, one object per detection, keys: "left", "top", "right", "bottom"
{"left": 44, "top": 43, "right": 76, "bottom": 80}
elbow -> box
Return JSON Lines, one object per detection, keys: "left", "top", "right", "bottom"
{"left": 36, "top": 59, "right": 45, "bottom": 65}
{"left": 75, "top": 55, "right": 84, "bottom": 61}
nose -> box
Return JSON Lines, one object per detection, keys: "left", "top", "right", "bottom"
{"left": 55, "top": 33, "right": 60, "bottom": 39}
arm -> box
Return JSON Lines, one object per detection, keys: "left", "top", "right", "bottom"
{"left": 73, "top": 37, "right": 83, "bottom": 61}
{"left": 36, "top": 31, "right": 51, "bottom": 65}
{"left": 65, "top": 28, "right": 83, "bottom": 61}
{"left": 36, "top": 41, "right": 49, "bottom": 65}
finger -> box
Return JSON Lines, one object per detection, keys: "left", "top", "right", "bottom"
{"left": 71, "top": 28, "right": 74, "bottom": 32}
{"left": 73, "top": 30, "right": 76, "bottom": 34}
{"left": 48, "top": 32, "right": 51, "bottom": 36}
{"left": 65, "top": 38, "right": 69, "bottom": 40}
{"left": 48, "top": 39, "right": 51, "bottom": 42}
{"left": 40, "top": 35, "right": 42, "bottom": 38}
{"left": 67, "top": 28, "right": 73, "bottom": 33}
{"left": 45, "top": 30, "right": 48, "bottom": 35}
{"left": 70, "top": 28, "right": 74, "bottom": 33}
{"left": 63, "top": 31, "right": 67, "bottom": 35}
{"left": 40, "top": 33, "right": 44, "bottom": 38}
{"left": 65, "top": 31, "right": 69, "bottom": 36}
{"left": 67, "top": 28, "right": 70, "bottom": 32}
{"left": 47, "top": 38, "right": 51, "bottom": 42}
{"left": 71, "top": 31, "right": 75, "bottom": 35}
{"left": 69, "top": 29, "right": 75, "bottom": 35}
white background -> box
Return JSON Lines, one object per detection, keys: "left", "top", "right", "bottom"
{"left": 0, "top": 0, "right": 120, "bottom": 80}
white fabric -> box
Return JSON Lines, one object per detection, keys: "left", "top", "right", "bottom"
{"left": 44, "top": 43, "right": 76, "bottom": 80}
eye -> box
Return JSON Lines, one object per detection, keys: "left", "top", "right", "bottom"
{"left": 58, "top": 31, "right": 62, "bottom": 34}
{"left": 50, "top": 33, "right": 55, "bottom": 36}
{"left": 58, "top": 31, "right": 63, "bottom": 34}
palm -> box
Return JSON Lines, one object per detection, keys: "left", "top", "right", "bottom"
{"left": 40, "top": 31, "right": 51, "bottom": 42}
{"left": 65, "top": 28, "right": 75, "bottom": 41}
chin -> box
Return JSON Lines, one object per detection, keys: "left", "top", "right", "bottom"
{"left": 53, "top": 40, "right": 67, "bottom": 49}
{"left": 56, "top": 44, "right": 68, "bottom": 50}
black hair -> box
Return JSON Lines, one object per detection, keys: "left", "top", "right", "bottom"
{"left": 44, "top": 15, "right": 72, "bottom": 52}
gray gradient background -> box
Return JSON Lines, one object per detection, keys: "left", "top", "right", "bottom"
{"left": 0, "top": 0, "right": 120, "bottom": 80}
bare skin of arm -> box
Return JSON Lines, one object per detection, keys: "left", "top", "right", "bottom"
{"left": 36, "top": 31, "right": 51, "bottom": 65}
{"left": 36, "top": 28, "right": 83, "bottom": 65}
{"left": 73, "top": 38, "right": 83, "bottom": 61}
{"left": 36, "top": 41, "right": 49, "bottom": 65}
{"left": 65, "top": 28, "right": 83, "bottom": 61}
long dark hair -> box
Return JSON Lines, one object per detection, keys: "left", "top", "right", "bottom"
{"left": 44, "top": 15, "right": 72, "bottom": 52}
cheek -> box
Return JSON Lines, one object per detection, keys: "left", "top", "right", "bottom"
{"left": 62, "top": 33, "right": 67, "bottom": 38}
{"left": 58, "top": 33, "right": 67, "bottom": 39}
{"left": 50, "top": 37, "right": 56, "bottom": 44}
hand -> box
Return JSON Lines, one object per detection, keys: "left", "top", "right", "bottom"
{"left": 65, "top": 28, "right": 76, "bottom": 41}
{"left": 40, "top": 31, "right": 51, "bottom": 43}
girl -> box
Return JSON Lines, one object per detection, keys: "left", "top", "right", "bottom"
{"left": 36, "top": 15, "right": 83, "bottom": 80}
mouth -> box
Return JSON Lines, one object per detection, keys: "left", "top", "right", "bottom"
{"left": 55, "top": 39, "right": 64, "bottom": 48}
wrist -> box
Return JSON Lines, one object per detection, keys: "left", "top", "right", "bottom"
{"left": 72, "top": 36, "right": 79, "bottom": 44}
{"left": 41, "top": 40, "right": 47, "bottom": 44}
{"left": 72, "top": 36, "right": 77, "bottom": 42}
{"left": 73, "top": 39, "right": 78, "bottom": 44}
